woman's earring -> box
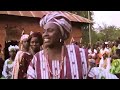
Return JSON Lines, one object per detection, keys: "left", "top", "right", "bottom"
{"left": 60, "top": 39, "right": 62, "bottom": 42}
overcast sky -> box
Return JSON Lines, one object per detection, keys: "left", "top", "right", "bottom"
{"left": 93, "top": 11, "right": 120, "bottom": 28}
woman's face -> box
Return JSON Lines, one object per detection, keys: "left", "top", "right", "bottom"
{"left": 42, "top": 23, "right": 62, "bottom": 48}
{"left": 22, "top": 38, "right": 29, "bottom": 49}
{"left": 9, "top": 50, "right": 16, "bottom": 59}
{"left": 30, "top": 37, "right": 40, "bottom": 51}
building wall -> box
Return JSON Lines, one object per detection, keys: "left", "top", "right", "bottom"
{"left": 0, "top": 15, "right": 43, "bottom": 49}
{"left": 0, "top": 15, "right": 83, "bottom": 47}
{"left": 0, "top": 15, "right": 83, "bottom": 59}
{"left": 65, "top": 27, "right": 82, "bottom": 44}
{"left": 0, "top": 15, "right": 43, "bottom": 59}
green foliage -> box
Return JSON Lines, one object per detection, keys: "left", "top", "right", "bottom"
{"left": 69, "top": 11, "right": 120, "bottom": 45}
{"left": 97, "top": 24, "right": 120, "bottom": 42}
{"left": 82, "top": 23, "right": 120, "bottom": 45}
{"left": 110, "top": 59, "right": 120, "bottom": 74}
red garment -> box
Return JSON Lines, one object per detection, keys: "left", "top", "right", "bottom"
{"left": 95, "top": 54, "right": 102, "bottom": 65}
{"left": 18, "top": 53, "right": 33, "bottom": 79}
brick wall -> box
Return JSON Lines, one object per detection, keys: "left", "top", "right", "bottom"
{"left": 65, "top": 27, "right": 82, "bottom": 44}
{"left": 0, "top": 14, "right": 83, "bottom": 59}
{"left": 0, "top": 15, "right": 43, "bottom": 59}
{"left": 0, "top": 15, "right": 43, "bottom": 48}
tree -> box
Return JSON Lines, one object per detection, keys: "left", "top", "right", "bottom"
{"left": 69, "top": 11, "right": 94, "bottom": 21}
{"left": 69, "top": 11, "right": 120, "bottom": 45}
{"left": 96, "top": 24, "right": 120, "bottom": 42}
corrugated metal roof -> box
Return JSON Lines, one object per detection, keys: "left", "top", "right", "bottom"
{"left": 0, "top": 11, "right": 93, "bottom": 23}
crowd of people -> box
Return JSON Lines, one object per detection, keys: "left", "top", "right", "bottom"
{"left": 0, "top": 32, "right": 43, "bottom": 79}
{"left": 87, "top": 39, "right": 120, "bottom": 79}
{"left": 0, "top": 12, "right": 119, "bottom": 79}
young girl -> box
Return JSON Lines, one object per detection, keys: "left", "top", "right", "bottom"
{"left": 2, "top": 45, "right": 17, "bottom": 79}
{"left": 28, "top": 32, "right": 43, "bottom": 56}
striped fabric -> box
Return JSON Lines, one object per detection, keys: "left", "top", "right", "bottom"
{"left": 27, "top": 44, "right": 88, "bottom": 79}
{"left": 79, "top": 48, "right": 88, "bottom": 79}
{"left": 88, "top": 67, "right": 118, "bottom": 79}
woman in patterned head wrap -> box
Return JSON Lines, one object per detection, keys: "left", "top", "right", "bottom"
{"left": 27, "top": 12, "right": 88, "bottom": 79}
{"left": 12, "top": 34, "right": 33, "bottom": 79}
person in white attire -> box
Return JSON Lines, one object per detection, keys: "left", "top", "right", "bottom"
{"left": 2, "top": 45, "right": 18, "bottom": 79}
